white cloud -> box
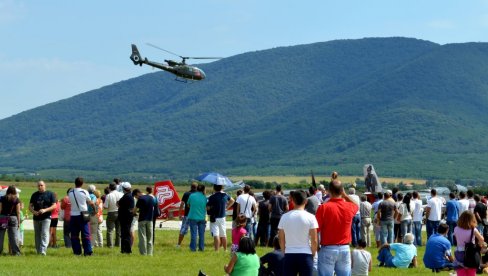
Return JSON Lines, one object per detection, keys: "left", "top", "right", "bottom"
{"left": 0, "top": 0, "right": 26, "bottom": 24}
{"left": 427, "top": 19, "right": 456, "bottom": 29}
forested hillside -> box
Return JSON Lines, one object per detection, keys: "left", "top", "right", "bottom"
{"left": 1, "top": 37, "right": 488, "bottom": 180}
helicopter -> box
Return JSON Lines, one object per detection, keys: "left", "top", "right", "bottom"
{"left": 130, "top": 43, "right": 221, "bottom": 82}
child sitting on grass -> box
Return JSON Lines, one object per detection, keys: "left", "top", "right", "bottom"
{"left": 351, "top": 240, "right": 372, "bottom": 276}
{"left": 232, "top": 214, "right": 247, "bottom": 253}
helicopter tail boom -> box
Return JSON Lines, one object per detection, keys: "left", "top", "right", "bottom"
{"left": 130, "top": 44, "right": 143, "bottom": 66}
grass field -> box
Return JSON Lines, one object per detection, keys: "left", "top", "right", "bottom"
{"left": 1, "top": 181, "right": 439, "bottom": 275}
{"left": 3, "top": 229, "right": 437, "bottom": 276}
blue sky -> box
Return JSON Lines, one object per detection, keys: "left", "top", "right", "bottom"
{"left": 1, "top": 0, "right": 488, "bottom": 119}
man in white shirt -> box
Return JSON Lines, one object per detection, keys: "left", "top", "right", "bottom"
{"left": 425, "top": 189, "right": 443, "bottom": 240}
{"left": 68, "top": 177, "right": 95, "bottom": 256}
{"left": 411, "top": 191, "right": 424, "bottom": 246}
{"left": 104, "top": 183, "right": 123, "bottom": 247}
{"left": 458, "top": 191, "right": 469, "bottom": 214}
{"left": 278, "top": 190, "right": 318, "bottom": 276}
{"left": 236, "top": 185, "right": 257, "bottom": 240}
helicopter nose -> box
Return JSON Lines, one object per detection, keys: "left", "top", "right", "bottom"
{"left": 200, "top": 69, "right": 206, "bottom": 80}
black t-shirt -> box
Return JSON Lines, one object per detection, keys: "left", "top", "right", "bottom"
{"left": 260, "top": 250, "right": 285, "bottom": 276}
{"left": 207, "top": 192, "right": 231, "bottom": 220}
{"left": 474, "top": 202, "right": 487, "bottom": 223}
{"left": 136, "top": 195, "right": 154, "bottom": 222}
{"left": 118, "top": 193, "right": 135, "bottom": 221}
{"left": 258, "top": 200, "right": 270, "bottom": 222}
{"left": 181, "top": 191, "right": 195, "bottom": 217}
{"left": 0, "top": 196, "right": 19, "bottom": 216}
{"left": 30, "top": 191, "right": 56, "bottom": 221}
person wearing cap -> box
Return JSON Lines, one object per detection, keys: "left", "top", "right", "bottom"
{"left": 377, "top": 233, "right": 418, "bottom": 268}
{"left": 207, "top": 182, "right": 235, "bottom": 251}
{"left": 377, "top": 191, "right": 397, "bottom": 245}
{"left": 68, "top": 177, "right": 96, "bottom": 256}
{"left": 118, "top": 182, "right": 134, "bottom": 254}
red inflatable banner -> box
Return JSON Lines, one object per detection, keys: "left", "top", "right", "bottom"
{"left": 154, "top": 180, "right": 181, "bottom": 219}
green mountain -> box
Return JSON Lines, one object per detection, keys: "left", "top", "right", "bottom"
{"left": 1, "top": 37, "right": 488, "bottom": 180}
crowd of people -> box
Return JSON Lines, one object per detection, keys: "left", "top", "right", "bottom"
{"left": 3, "top": 174, "right": 488, "bottom": 276}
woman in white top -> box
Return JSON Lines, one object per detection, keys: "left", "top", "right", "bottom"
{"left": 397, "top": 193, "right": 413, "bottom": 243}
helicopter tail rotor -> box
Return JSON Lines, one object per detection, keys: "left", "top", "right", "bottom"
{"left": 130, "top": 44, "right": 144, "bottom": 66}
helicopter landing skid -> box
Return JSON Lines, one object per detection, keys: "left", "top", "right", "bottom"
{"left": 174, "top": 77, "right": 195, "bottom": 84}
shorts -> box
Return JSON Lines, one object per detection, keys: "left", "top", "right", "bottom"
{"left": 50, "top": 218, "right": 59, "bottom": 228}
{"left": 130, "top": 217, "right": 137, "bottom": 232}
{"left": 179, "top": 216, "right": 190, "bottom": 236}
{"left": 210, "top": 218, "right": 227, "bottom": 237}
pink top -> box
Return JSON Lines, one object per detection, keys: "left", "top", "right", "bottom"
{"left": 51, "top": 201, "right": 60, "bottom": 219}
{"left": 60, "top": 196, "right": 71, "bottom": 221}
{"left": 454, "top": 226, "right": 478, "bottom": 251}
{"left": 232, "top": 226, "right": 247, "bottom": 245}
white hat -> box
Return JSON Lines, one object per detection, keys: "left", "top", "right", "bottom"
{"left": 121, "top": 182, "right": 131, "bottom": 190}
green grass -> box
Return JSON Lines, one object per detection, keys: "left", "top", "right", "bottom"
{"left": 1, "top": 229, "right": 437, "bottom": 275}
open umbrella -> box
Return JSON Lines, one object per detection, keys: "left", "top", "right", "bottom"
{"left": 195, "top": 172, "right": 233, "bottom": 186}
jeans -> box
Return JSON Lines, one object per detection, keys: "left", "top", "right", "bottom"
{"left": 400, "top": 219, "right": 412, "bottom": 240}
{"left": 106, "top": 211, "right": 121, "bottom": 247}
{"left": 284, "top": 253, "right": 313, "bottom": 276}
{"left": 33, "top": 218, "right": 51, "bottom": 254}
{"left": 138, "top": 220, "right": 153, "bottom": 255}
{"left": 426, "top": 220, "right": 440, "bottom": 240}
{"left": 189, "top": 219, "right": 206, "bottom": 251}
{"left": 447, "top": 220, "right": 457, "bottom": 245}
{"left": 380, "top": 220, "right": 394, "bottom": 245}
{"left": 351, "top": 214, "right": 361, "bottom": 246}
{"left": 70, "top": 215, "right": 92, "bottom": 256}
{"left": 377, "top": 247, "right": 395, "bottom": 267}
{"left": 63, "top": 220, "right": 71, "bottom": 248}
{"left": 413, "top": 221, "right": 423, "bottom": 246}
{"left": 360, "top": 218, "right": 371, "bottom": 247}
{"left": 269, "top": 217, "right": 280, "bottom": 247}
{"left": 318, "top": 245, "right": 351, "bottom": 276}
{"left": 0, "top": 216, "right": 20, "bottom": 255}
{"left": 255, "top": 221, "right": 269, "bottom": 246}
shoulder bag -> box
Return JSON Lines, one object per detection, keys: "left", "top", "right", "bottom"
{"left": 464, "top": 228, "right": 481, "bottom": 268}
{"left": 72, "top": 190, "right": 90, "bottom": 223}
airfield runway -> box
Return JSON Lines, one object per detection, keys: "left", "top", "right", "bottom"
{"left": 22, "top": 219, "right": 233, "bottom": 231}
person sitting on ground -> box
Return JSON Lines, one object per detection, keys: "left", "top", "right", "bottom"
{"left": 454, "top": 210, "right": 485, "bottom": 276}
{"left": 377, "top": 233, "right": 417, "bottom": 269}
{"left": 224, "top": 236, "right": 260, "bottom": 276}
{"left": 260, "top": 236, "right": 284, "bottom": 276}
{"left": 351, "top": 239, "right": 372, "bottom": 276}
{"left": 423, "top": 223, "right": 454, "bottom": 271}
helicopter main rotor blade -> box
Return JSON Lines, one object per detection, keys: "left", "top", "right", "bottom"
{"left": 146, "top": 43, "right": 182, "bottom": 59}
{"left": 187, "top": 57, "right": 223, "bottom": 60}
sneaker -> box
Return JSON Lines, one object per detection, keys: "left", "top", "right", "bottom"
{"left": 175, "top": 244, "right": 181, "bottom": 248}
{"left": 40, "top": 252, "right": 46, "bottom": 256}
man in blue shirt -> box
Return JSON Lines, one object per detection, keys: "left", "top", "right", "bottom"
{"left": 423, "top": 224, "right": 454, "bottom": 271}
{"left": 445, "top": 193, "right": 460, "bottom": 245}
{"left": 377, "top": 233, "right": 417, "bottom": 268}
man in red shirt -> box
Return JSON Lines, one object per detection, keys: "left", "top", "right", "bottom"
{"left": 315, "top": 179, "right": 358, "bottom": 276}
